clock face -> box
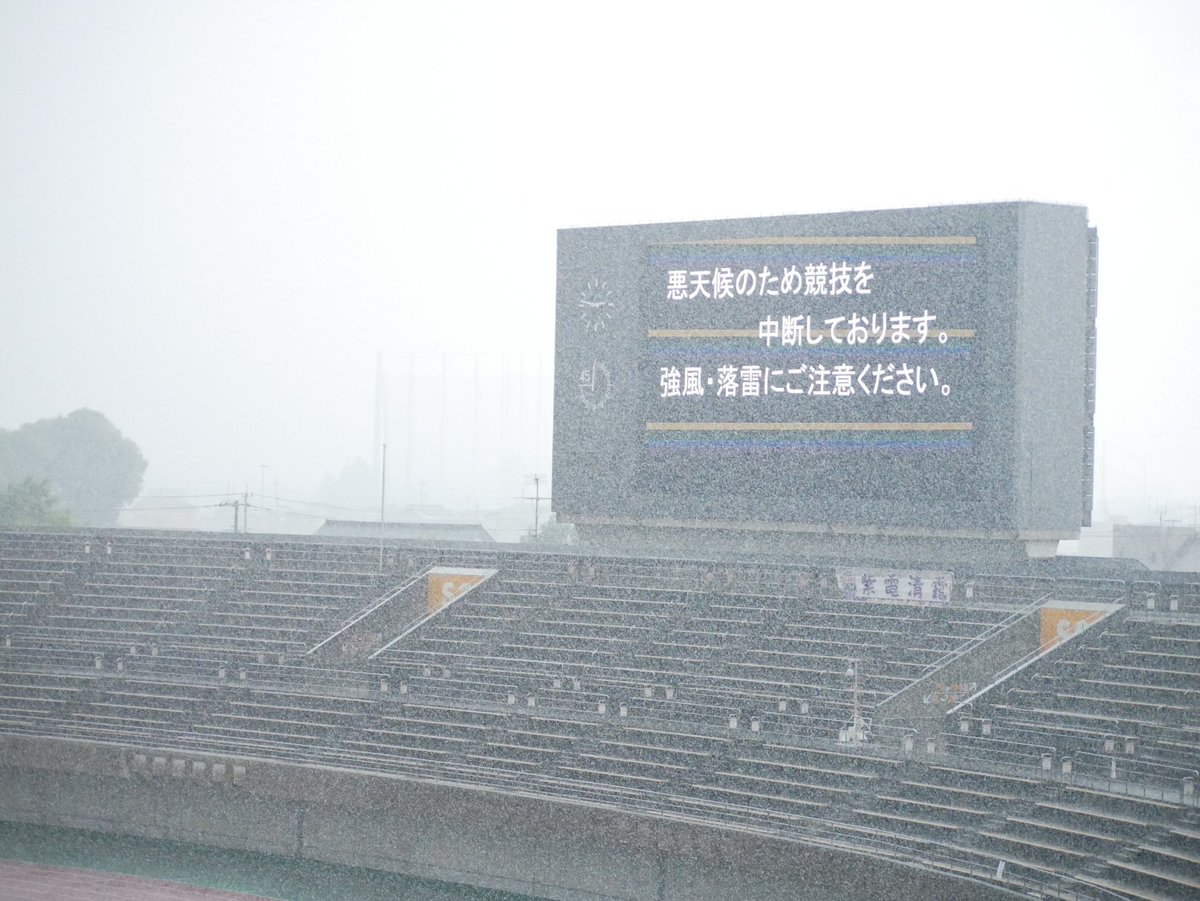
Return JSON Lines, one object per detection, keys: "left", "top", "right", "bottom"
{"left": 578, "top": 278, "right": 614, "bottom": 332}
{"left": 578, "top": 360, "right": 613, "bottom": 411}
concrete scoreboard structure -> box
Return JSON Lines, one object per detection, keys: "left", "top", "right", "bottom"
{"left": 552, "top": 203, "right": 1097, "bottom": 561}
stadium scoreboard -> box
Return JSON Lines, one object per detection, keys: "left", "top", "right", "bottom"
{"left": 553, "top": 203, "right": 1096, "bottom": 550}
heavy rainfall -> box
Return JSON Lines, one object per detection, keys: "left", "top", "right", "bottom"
{"left": 0, "top": 2, "right": 1198, "bottom": 900}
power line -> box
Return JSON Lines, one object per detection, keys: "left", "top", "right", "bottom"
{"left": 78, "top": 503, "right": 228, "bottom": 513}
{"left": 251, "top": 505, "right": 328, "bottom": 520}
{"left": 137, "top": 493, "right": 381, "bottom": 514}
{"left": 268, "top": 495, "right": 383, "bottom": 514}
{"left": 135, "top": 492, "right": 243, "bottom": 500}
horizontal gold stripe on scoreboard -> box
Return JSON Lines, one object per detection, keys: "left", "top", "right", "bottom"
{"left": 650, "top": 236, "right": 978, "bottom": 246}
{"left": 648, "top": 329, "right": 758, "bottom": 338}
{"left": 646, "top": 328, "right": 977, "bottom": 339}
{"left": 645, "top": 421, "right": 974, "bottom": 432}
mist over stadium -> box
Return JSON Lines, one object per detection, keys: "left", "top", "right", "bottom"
{"left": 2, "top": 3, "right": 1200, "bottom": 900}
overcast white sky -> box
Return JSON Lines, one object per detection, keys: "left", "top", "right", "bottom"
{"left": 1, "top": 1, "right": 1197, "bottom": 524}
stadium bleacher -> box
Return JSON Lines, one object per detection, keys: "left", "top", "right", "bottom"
{"left": 955, "top": 617, "right": 1200, "bottom": 792}
{"left": 0, "top": 529, "right": 1197, "bottom": 901}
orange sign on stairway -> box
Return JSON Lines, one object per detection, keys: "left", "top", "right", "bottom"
{"left": 426, "top": 567, "right": 491, "bottom": 613}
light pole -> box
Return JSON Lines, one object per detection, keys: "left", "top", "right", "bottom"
{"left": 379, "top": 443, "right": 387, "bottom": 572}
{"left": 840, "top": 657, "right": 868, "bottom": 744}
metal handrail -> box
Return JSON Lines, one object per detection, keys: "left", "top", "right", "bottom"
{"left": 873, "top": 595, "right": 1051, "bottom": 711}
{"left": 945, "top": 602, "right": 1125, "bottom": 716}
{"left": 305, "top": 566, "right": 430, "bottom": 656}
{"left": 920, "top": 593, "right": 1050, "bottom": 676}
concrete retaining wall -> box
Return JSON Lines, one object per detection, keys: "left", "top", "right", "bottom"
{"left": 0, "top": 734, "right": 1018, "bottom": 901}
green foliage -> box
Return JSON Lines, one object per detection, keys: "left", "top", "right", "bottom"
{"left": 0, "top": 409, "right": 146, "bottom": 527}
{"left": 318, "top": 457, "right": 376, "bottom": 510}
{"left": 0, "top": 477, "right": 71, "bottom": 528}
{"left": 520, "top": 516, "right": 577, "bottom": 545}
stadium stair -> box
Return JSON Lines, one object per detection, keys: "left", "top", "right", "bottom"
{"left": 303, "top": 566, "right": 434, "bottom": 665}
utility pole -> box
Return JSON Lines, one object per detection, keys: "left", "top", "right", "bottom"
{"left": 219, "top": 498, "right": 241, "bottom": 533}
{"left": 244, "top": 487, "right": 250, "bottom": 533}
{"left": 524, "top": 473, "right": 546, "bottom": 542}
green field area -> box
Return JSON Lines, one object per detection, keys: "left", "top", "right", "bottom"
{"left": 0, "top": 820, "right": 541, "bottom": 900}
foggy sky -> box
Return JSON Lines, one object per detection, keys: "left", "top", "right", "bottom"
{"left": 1, "top": 1, "right": 1198, "bottom": 524}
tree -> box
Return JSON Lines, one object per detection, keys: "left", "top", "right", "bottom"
{"left": 521, "top": 515, "right": 577, "bottom": 545}
{"left": 318, "top": 457, "right": 376, "bottom": 510}
{"left": 0, "top": 409, "right": 147, "bottom": 527}
{"left": 0, "top": 478, "right": 71, "bottom": 528}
